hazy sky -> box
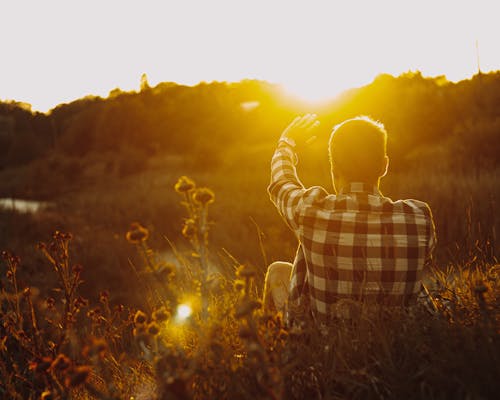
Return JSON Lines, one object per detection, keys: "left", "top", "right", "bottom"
{"left": 1, "top": 0, "right": 499, "bottom": 112}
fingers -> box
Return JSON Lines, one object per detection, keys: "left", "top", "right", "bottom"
{"left": 281, "top": 114, "right": 321, "bottom": 144}
{"left": 295, "top": 114, "right": 317, "bottom": 129}
{"left": 296, "top": 114, "right": 320, "bottom": 134}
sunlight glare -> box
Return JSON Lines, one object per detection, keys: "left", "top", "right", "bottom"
{"left": 176, "top": 304, "right": 193, "bottom": 322}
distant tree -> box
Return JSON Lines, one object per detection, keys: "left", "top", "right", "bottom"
{"left": 140, "top": 73, "right": 151, "bottom": 92}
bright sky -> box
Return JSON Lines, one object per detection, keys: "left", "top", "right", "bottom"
{"left": 1, "top": 0, "right": 499, "bottom": 112}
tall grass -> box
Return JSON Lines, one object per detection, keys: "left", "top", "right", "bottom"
{"left": 1, "top": 177, "right": 499, "bottom": 399}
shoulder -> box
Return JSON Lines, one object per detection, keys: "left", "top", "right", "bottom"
{"left": 393, "top": 198, "right": 434, "bottom": 219}
{"left": 301, "top": 186, "right": 333, "bottom": 206}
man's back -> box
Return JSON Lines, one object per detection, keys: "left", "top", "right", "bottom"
{"left": 285, "top": 182, "right": 436, "bottom": 322}
{"left": 266, "top": 115, "right": 436, "bottom": 323}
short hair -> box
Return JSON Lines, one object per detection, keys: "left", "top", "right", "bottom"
{"left": 329, "top": 116, "right": 387, "bottom": 182}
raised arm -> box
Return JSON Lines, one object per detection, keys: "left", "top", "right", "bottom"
{"left": 267, "top": 115, "right": 320, "bottom": 231}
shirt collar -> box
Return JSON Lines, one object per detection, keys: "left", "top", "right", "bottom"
{"left": 339, "top": 182, "right": 381, "bottom": 196}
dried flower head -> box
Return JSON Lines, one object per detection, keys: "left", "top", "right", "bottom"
{"left": 126, "top": 223, "right": 149, "bottom": 244}
{"left": 134, "top": 310, "right": 148, "bottom": 326}
{"left": 46, "top": 297, "right": 56, "bottom": 309}
{"left": 152, "top": 306, "right": 171, "bottom": 323}
{"left": 234, "top": 280, "right": 245, "bottom": 292}
{"left": 99, "top": 290, "right": 109, "bottom": 303}
{"left": 175, "top": 176, "right": 195, "bottom": 193}
{"left": 147, "top": 322, "right": 161, "bottom": 336}
{"left": 182, "top": 219, "right": 197, "bottom": 239}
{"left": 193, "top": 187, "right": 215, "bottom": 205}
{"left": 51, "top": 354, "right": 71, "bottom": 372}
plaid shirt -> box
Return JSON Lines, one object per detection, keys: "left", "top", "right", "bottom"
{"left": 268, "top": 143, "right": 436, "bottom": 323}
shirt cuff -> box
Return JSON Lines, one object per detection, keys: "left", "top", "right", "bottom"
{"left": 278, "top": 136, "right": 296, "bottom": 148}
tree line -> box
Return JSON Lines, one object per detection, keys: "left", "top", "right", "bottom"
{"left": 1, "top": 71, "right": 499, "bottom": 171}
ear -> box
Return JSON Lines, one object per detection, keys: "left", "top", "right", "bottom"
{"left": 380, "top": 156, "right": 389, "bottom": 178}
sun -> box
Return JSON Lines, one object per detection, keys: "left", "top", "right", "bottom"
{"left": 283, "top": 72, "right": 368, "bottom": 104}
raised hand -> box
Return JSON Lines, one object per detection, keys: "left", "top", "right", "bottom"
{"left": 279, "top": 114, "right": 320, "bottom": 148}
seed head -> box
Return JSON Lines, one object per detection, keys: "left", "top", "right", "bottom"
{"left": 174, "top": 176, "right": 195, "bottom": 193}
{"left": 46, "top": 297, "right": 56, "bottom": 309}
{"left": 126, "top": 223, "right": 149, "bottom": 244}
{"left": 234, "top": 280, "right": 245, "bottom": 292}
{"left": 182, "top": 219, "right": 197, "bottom": 239}
{"left": 134, "top": 310, "right": 148, "bottom": 326}
{"left": 152, "top": 306, "right": 171, "bottom": 323}
{"left": 51, "top": 354, "right": 71, "bottom": 372}
{"left": 147, "top": 322, "right": 161, "bottom": 336}
{"left": 193, "top": 187, "right": 215, "bottom": 205}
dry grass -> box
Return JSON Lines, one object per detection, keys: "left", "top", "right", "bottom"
{"left": 1, "top": 177, "right": 499, "bottom": 399}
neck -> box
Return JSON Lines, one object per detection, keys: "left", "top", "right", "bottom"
{"left": 333, "top": 175, "right": 380, "bottom": 194}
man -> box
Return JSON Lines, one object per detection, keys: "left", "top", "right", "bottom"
{"left": 264, "top": 114, "right": 436, "bottom": 324}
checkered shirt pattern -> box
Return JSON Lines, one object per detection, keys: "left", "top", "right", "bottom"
{"left": 268, "top": 144, "right": 436, "bottom": 323}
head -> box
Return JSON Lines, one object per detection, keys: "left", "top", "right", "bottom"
{"left": 329, "top": 116, "right": 389, "bottom": 192}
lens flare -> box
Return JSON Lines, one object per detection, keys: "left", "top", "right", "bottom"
{"left": 176, "top": 304, "right": 193, "bottom": 322}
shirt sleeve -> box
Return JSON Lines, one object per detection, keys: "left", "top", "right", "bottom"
{"left": 268, "top": 143, "right": 330, "bottom": 232}
{"left": 267, "top": 143, "right": 306, "bottom": 232}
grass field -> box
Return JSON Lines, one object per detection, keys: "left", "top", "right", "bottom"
{"left": 0, "top": 150, "right": 499, "bottom": 399}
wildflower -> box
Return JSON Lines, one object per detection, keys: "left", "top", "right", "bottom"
{"left": 46, "top": 297, "right": 56, "bottom": 309}
{"left": 99, "top": 290, "right": 109, "bottom": 303}
{"left": 51, "top": 354, "right": 71, "bottom": 372}
{"left": 174, "top": 176, "right": 195, "bottom": 193}
{"left": 193, "top": 187, "right": 215, "bottom": 205}
{"left": 152, "top": 306, "right": 171, "bottom": 323}
{"left": 115, "top": 304, "right": 125, "bottom": 313}
{"left": 74, "top": 296, "right": 89, "bottom": 309}
{"left": 126, "top": 222, "right": 149, "bottom": 244}
{"left": 278, "top": 329, "right": 289, "bottom": 341}
{"left": 234, "top": 280, "right": 245, "bottom": 292}
{"left": 147, "top": 322, "right": 161, "bottom": 336}
{"left": 134, "top": 310, "right": 148, "bottom": 326}
{"left": 157, "top": 262, "right": 176, "bottom": 280}
{"left": 9, "top": 254, "right": 21, "bottom": 265}
{"left": 65, "top": 365, "right": 92, "bottom": 388}
{"left": 182, "top": 219, "right": 197, "bottom": 239}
